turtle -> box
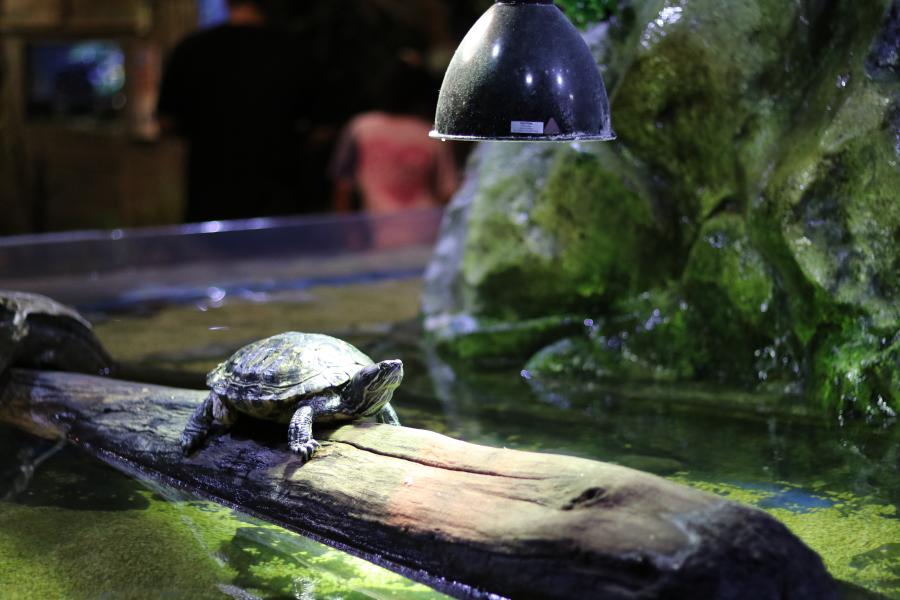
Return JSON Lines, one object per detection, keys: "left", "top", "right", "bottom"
{"left": 0, "top": 290, "right": 113, "bottom": 377}
{"left": 181, "top": 332, "right": 403, "bottom": 462}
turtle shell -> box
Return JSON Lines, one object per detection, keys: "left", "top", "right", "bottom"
{"left": 208, "top": 332, "right": 373, "bottom": 404}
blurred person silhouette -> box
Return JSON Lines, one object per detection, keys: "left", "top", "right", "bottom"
{"left": 158, "top": 0, "right": 314, "bottom": 222}
{"left": 330, "top": 57, "right": 460, "bottom": 217}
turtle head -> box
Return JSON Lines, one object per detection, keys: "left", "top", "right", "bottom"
{"left": 349, "top": 359, "right": 404, "bottom": 417}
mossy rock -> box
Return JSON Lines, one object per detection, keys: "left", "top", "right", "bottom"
{"left": 527, "top": 214, "right": 794, "bottom": 386}
{"left": 810, "top": 324, "right": 900, "bottom": 421}
{"left": 460, "top": 143, "right": 664, "bottom": 321}
{"left": 611, "top": 0, "right": 801, "bottom": 226}
{"left": 423, "top": 0, "right": 900, "bottom": 415}
{"left": 428, "top": 313, "right": 584, "bottom": 364}
{"left": 556, "top": 0, "right": 618, "bottom": 28}
{"left": 525, "top": 289, "right": 694, "bottom": 382}
{"left": 679, "top": 214, "right": 799, "bottom": 384}
{"left": 683, "top": 214, "right": 775, "bottom": 329}
{"left": 747, "top": 2, "right": 899, "bottom": 320}
{"left": 777, "top": 124, "right": 900, "bottom": 332}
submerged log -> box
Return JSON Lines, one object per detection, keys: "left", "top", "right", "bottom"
{"left": 0, "top": 369, "right": 837, "bottom": 600}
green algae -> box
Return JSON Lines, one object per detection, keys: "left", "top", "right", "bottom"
{"left": 524, "top": 289, "right": 695, "bottom": 382}
{"left": 441, "top": 143, "right": 668, "bottom": 359}
{"left": 461, "top": 145, "right": 662, "bottom": 322}
{"left": 0, "top": 493, "right": 446, "bottom": 600}
{"left": 0, "top": 495, "right": 229, "bottom": 600}
{"left": 682, "top": 214, "right": 774, "bottom": 333}
{"left": 430, "top": 314, "right": 583, "bottom": 363}
{"left": 810, "top": 324, "right": 900, "bottom": 421}
{"left": 96, "top": 278, "right": 425, "bottom": 373}
{"left": 778, "top": 130, "right": 900, "bottom": 332}
{"left": 0, "top": 440, "right": 446, "bottom": 600}
{"left": 671, "top": 476, "right": 900, "bottom": 599}
{"left": 532, "top": 149, "right": 665, "bottom": 299}
{"left": 556, "top": 0, "right": 618, "bottom": 28}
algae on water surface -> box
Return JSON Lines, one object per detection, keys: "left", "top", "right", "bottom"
{"left": 0, "top": 427, "right": 446, "bottom": 600}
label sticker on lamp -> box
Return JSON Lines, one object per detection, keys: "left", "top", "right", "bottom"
{"left": 511, "top": 121, "right": 544, "bottom": 134}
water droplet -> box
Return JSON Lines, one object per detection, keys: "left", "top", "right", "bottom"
{"left": 520, "top": 370, "right": 533, "bottom": 380}
{"left": 206, "top": 287, "right": 226, "bottom": 303}
{"left": 707, "top": 232, "right": 727, "bottom": 249}
{"left": 836, "top": 74, "right": 850, "bottom": 88}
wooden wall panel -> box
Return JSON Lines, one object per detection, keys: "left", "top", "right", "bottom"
{"left": 68, "top": 0, "right": 151, "bottom": 34}
{"left": 0, "top": 0, "right": 63, "bottom": 29}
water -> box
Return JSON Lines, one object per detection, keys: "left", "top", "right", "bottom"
{"left": 0, "top": 425, "right": 444, "bottom": 600}
{"left": 2, "top": 275, "right": 899, "bottom": 599}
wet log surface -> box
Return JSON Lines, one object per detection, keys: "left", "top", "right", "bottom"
{"left": 0, "top": 369, "right": 837, "bottom": 600}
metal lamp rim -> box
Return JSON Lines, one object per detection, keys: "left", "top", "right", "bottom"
{"left": 429, "top": 131, "right": 617, "bottom": 142}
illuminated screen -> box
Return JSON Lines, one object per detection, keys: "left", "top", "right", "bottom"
{"left": 27, "top": 41, "right": 126, "bottom": 118}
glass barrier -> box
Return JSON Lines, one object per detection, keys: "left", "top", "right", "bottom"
{"left": 0, "top": 208, "right": 444, "bottom": 310}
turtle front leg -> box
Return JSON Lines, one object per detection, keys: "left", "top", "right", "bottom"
{"left": 181, "top": 393, "right": 215, "bottom": 455}
{"left": 288, "top": 405, "right": 320, "bottom": 463}
{"left": 376, "top": 402, "right": 401, "bottom": 426}
{"left": 181, "top": 392, "right": 236, "bottom": 455}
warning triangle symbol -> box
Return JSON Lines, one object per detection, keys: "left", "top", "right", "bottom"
{"left": 545, "top": 118, "right": 561, "bottom": 135}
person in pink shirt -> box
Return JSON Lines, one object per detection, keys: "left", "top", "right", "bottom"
{"left": 331, "top": 62, "right": 460, "bottom": 216}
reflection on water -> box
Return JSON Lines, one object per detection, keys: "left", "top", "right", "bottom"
{"left": 2, "top": 276, "right": 899, "bottom": 598}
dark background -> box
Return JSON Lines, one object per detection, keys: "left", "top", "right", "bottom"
{"left": 0, "top": 0, "right": 615, "bottom": 234}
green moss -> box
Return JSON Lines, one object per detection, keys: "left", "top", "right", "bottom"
{"left": 779, "top": 130, "right": 900, "bottom": 332}
{"left": 556, "top": 0, "right": 618, "bottom": 28}
{"left": 525, "top": 336, "right": 600, "bottom": 377}
{"left": 525, "top": 289, "right": 693, "bottom": 382}
{"left": 462, "top": 146, "right": 662, "bottom": 323}
{"left": 678, "top": 214, "right": 797, "bottom": 384}
{"left": 0, "top": 450, "right": 445, "bottom": 600}
{"left": 611, "top": 0, "right": 800, "bottom": 226}
{"left": 610, "top": 290, "right": 698, "bottom": 379}
{"left": 613, "top": 34, "right": 739, "bottom": 224}
{"left": 533, "top": 150, "right": 664, "bottom": 297}
{"left": 461, "top": 144, "right": 563, "bottom": 320}
{"left": 0, "top": 496, "right": 229, "bottom": 600}
{"left": 671, "top": 476, "right": 900, "bottom": 598}
{"left": 683, "top": 214, "right": 774, "bottom": 331}
{"left": 432, "top": 314, "right": 583, "bottom": 363}
{"left": 811, "top": 324, "right": 900, "bottom": 419}
{"left": 525, "top": 216, "right": 792, "bottom": 385}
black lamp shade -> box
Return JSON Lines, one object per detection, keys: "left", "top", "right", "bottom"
{"left": 431, "top": 0, "right": 615, "bottom": 142}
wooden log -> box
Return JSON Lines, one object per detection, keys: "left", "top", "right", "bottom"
{"left": 0, "top": 369, "right": 837, "bottom": 600}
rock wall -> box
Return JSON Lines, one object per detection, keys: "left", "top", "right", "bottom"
{"left": 423, "top": 0, "right": 900, "bottom": 420}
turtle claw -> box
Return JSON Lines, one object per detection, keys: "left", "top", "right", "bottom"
{"left": 290, "top": 439, "right": 321, "bottom": 463}
{"left": 180, "top": 432, "right": 204, "bottom": 456}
